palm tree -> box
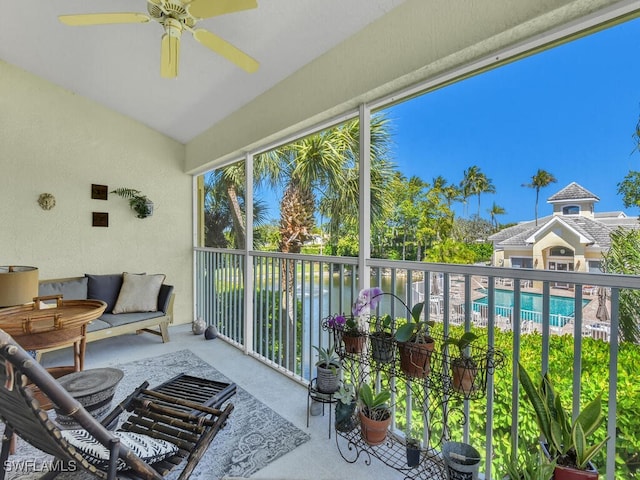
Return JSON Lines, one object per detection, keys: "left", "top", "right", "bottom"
{"left": 473, "top": 172, "right": 496, "bottom": 217}
{"left": 522, "top": 169, "right": 557, "bottom": 226}
{"left": 442, "top": 184, "right": 462, "bottom": 210}
{"left": 460, "top": 166, "right": 495, "bottom": 217}
{"left": 487, "top": 202, "right": 506, "bottom": 230}
{"left": 202, "top": 169, "right": 268, "bottom": 248}
{"left": 253, "top": 114, "right": 394, "bottom": 368}
{"left": 460, "top": 166, "right": 481, "bottom": 217}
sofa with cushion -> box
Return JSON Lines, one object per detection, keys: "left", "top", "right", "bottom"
{"left": 38, "top": 272, "right": 175, "bottom": 345}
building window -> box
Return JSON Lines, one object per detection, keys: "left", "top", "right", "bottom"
{"left": 588, "top": 260, "right": 603, "bottom": 273}
{"left": 511, "top": 257, "right": 533, "bottom": 269}
{"left": 549, "top": 246, "right": 573, "bottom": 257}
{"left": 562, "top": 205, "right": 579, "bottom": 215}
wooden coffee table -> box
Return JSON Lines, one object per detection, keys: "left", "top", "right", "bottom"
{"left": 0, "top": 294, "right": 106, "bottom": 376}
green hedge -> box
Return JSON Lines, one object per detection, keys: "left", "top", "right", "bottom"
{"left": 445, "top": 326, "right": 640, "bottom": 479}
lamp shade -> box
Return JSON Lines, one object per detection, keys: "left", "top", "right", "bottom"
{"left": 0, "top": 266, "right": 39, "bottom": 307}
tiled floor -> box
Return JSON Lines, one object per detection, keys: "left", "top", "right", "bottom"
{"left": 40, "top": 324, "right": 406, "bottom": 480}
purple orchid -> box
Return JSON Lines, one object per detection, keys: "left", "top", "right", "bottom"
{"left": 352, "top": 287, "right": 384, "bottom": 316}
{"left": 328, "top": 314, "right": 346, "bottom": 330}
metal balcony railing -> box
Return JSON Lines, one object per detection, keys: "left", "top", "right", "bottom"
{"left": 195, "top": 247, "right": 638, "bottom": 480}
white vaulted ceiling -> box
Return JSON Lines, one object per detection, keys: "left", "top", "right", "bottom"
{"left": 0, "top": 0, "right": 407, "bottom": 144}
{"left": 2, "top": 0, "right": 637, "bottom": 172}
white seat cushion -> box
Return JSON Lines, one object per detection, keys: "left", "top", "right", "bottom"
{"left": 61, "top": 429, "right": 178, "bottom": 470}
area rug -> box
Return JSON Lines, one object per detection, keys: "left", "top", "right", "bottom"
{"left": 4, "top": 350, "right": 310, "bottom": 479}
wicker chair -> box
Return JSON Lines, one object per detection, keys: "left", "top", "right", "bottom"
{"left": 0, "top": 328, "right": 234, "bottom": 480}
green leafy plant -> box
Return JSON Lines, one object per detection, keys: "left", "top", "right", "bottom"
{"left": 344, "top": 316, "right": 364, "bottom": 336}
{"left": 358, "top": 383, "right": 391, "bottom": 421}
{"left": 313, "top": 345, "right": 340, "bottom": 370}
{"left": 444, "top": 331, "right": 479, "bottom": 367}
{"left": 111, "top": 187, "right": 153, "bottom": 219}
{"left": 394, "top": 300, "right": 432, "bottom": 344}
{"left": 502, "top": 444, "right": 556, "bottom": 480}
{"left": 335, "top": 382, "right": 356, "bottom": 404}
{"left": 371, "top": 313, "right": 392, "bottom": 334}
{"left": 518, "top": 362, "right": 609, "bottom": 470}
{"left": 405, "top": 423, "right": 422, "bottom": 448}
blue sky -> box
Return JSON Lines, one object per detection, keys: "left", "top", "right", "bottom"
{"left": 383, "top": 16, "right": 640, "bottom": 224}
{"left": 256, "top": 16, "right": 640, "bottom": 225}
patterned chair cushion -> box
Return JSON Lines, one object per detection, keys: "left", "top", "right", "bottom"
{"left": 61, "top": 429, "right": 178, "bottom": 470}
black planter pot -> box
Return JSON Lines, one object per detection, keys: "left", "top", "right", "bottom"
{"left": 406, "top": 443, "right": 420, "bottom": 467}
{"left": 370, "top": 332, "right": 395, "bottom": 363}
{"left": 335, "top": 400, "right": 357, "bottom": 432}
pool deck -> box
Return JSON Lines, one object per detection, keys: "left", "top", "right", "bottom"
{"left": 440, "top": 276, "right": 612, "bottom": 341}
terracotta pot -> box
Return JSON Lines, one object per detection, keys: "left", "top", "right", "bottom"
{"left": 451, "top": 361, "right": 478, "bottom": 396}
{"left": 359, "top": 410, "right": 391, "bottom": 446}
{"left": 540, "top": 443, "right": 599, "bottom": 480}
{"left": 398, "top": 339, "right": 434, "bottom": 378}
{"left": 343, "top": 334, "right": 366, "bottom": 354}
{"left": 370, "top": 332, "right": 395, "bottom": 363}
{"left": 553, "top": 465, "right": 598, "bottom": 480}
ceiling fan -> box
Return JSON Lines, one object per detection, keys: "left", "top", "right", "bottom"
{"left": 59, "top": 0, "right": 259, "bottom": 78}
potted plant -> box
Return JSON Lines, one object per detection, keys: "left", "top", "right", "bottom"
{"left": 502, "top": 443, "right": 556, "bottom": 480}
{"left": 313, "top": 345, "right": 341, "bottom": 393}
{"left": 358, "top": 383, "right": 392, "bottom": 446}
{"left": 110, "top": 187, "right": 154, "bottom": 218}
{"left": 334, "top": 382, "right": 357, "bottom": 432}
{"left": 405, "top": 425, "right": 422, "bottom": 468}
{"left": 369, "top": 313, "right": 395, "bottom": 363}
{"left": 518, "top": 362, "right": 609, "bottom": 479}
{"left": 343, "top": 286, "right": 390, "bottom": 355}
{"left": 342, "top": 315, "right": 366, "bottom": 354}
{"left": 394, "top": 300, "right": 434, "bottom": 378}
{"left": 443, "top": 331, "right": 479, "bottom": 396}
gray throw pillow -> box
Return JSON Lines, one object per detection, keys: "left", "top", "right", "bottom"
{"left": 112, "top": 273, "right": 165, "bottom": 314}
{"left": 85, "top": 274, "right": 124, "bottom": 313}
{"left": 39, "top": 277, "right": 88, "bottom": 300}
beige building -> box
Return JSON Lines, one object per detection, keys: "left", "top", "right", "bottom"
{"left": 489, "top": 182, "right": 639, "bottom": 275}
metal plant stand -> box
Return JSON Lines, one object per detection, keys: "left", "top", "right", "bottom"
{"left": 324, "top": 316, "right": 504, "bottom": 480}
{"left": 307, "top": 378, "right": 337, "bottom": 438}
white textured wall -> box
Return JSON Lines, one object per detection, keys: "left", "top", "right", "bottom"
{"left": 0, "top": 62, "right": 192, "bottom": 325}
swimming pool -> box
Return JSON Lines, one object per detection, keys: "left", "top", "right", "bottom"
{"left": 474, "top": 289, "right": 590, "bottom": 326}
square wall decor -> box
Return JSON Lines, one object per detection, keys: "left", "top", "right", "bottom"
{"left": 92, "top": 212, "right": 109, "bottom": 227}
{"left": 91, "top": 184, "right": 108, "bottom": 200}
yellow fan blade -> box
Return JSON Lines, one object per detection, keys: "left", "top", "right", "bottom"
{"left": 193, "top": 28, "right": 259, "bottom": 73}
{"left": 59, "top": 13, "right": 150, "bottom": 26}
{"left": 161, "top": 33, "right": 180, "bottom": 78}
{"left": 186, "top": 0, "right": 257, "bottom": 19}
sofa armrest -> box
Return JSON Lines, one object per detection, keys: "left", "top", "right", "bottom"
{"left": 158, "top": 284, "right": 174, "bottom": 317}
